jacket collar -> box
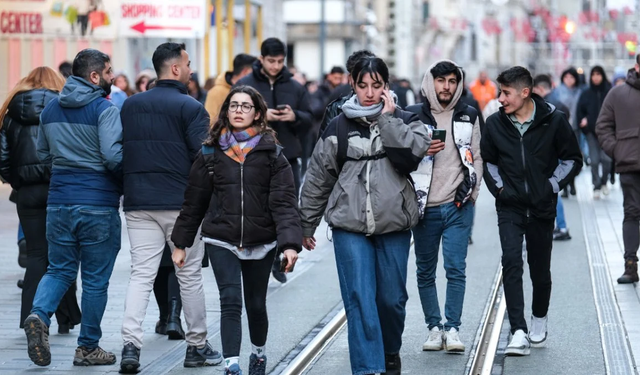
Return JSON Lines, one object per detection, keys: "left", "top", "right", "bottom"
{"left": 421, "top": 98, "right": 468, "bottom": 120}
{"left": 498, "top": 94, "right": 554, "bottom": 130}
{"left": 155, "top": 80, "right": 189, "bottom": 94}
{"left": 250, "top": 60, "right": 293, "bottom": 84}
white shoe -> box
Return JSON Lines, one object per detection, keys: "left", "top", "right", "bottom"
{"left": 529, "top": 315, "right": 548, "bottom": 347}
{"left": 594, "top": 189, "right": 601, "bottom": 200}
{"left": 422, "top": 326, "right": 443, "bottom": 351}
{"left": 602, "top": 185, "right": 610, "bottom": 196}
{"left": 444, "top": 328, "right": 465, "bottom": 352}
{"left": 505, "top": 329, "right": 531, "bottom": 356}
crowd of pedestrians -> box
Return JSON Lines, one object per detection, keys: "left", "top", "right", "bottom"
{"left": 2, "top": 33, "right": 640, "bottom": 375}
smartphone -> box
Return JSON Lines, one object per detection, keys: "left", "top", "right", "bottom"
{"left": 276, "top": 104, "right": 288, "bottom": 111}
{"left": 279, "top": 254, "right": 295, "bottom": 273}
{"left": 432, "top": 129, "right": 446, "bottom": 142}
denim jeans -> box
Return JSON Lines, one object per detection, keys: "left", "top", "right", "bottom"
{"left": 332, "top": 229, "right": 411, "bottom": 375}
{"left": 31, "top": 205, "right": 121, "bottom": 349}
{"left": 556, "top": 195, "right": 566, "bottom": 230}
{"left": 412, "top": 202, "right": 473, "bottom": 331}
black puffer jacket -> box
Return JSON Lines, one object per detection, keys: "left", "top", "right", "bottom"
{"left": 481, "top": 94, "right": 583, "bottom": 219}
{"left": 0, "top": 89, "right": 57, "bottom": 190}
{"left": 171, "top": 135, "right": 302, "bottom": 254}
{"left": 576, "top": 66, "right": 611, "bottom": 135}
{"left": 318, "top": 93, "right": 350, "bottom": 138}
{"left": 234, "top": 61, "right": 313, "bottom": 160}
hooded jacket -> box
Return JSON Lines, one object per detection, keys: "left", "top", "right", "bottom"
{"left": 576, "top": 66, "right": 611, "bottom": 135}
{"left": 481, "top": 94, "right": 583, "bottom": 219}
{"left": 596, "top": 68, "right": 640, "bottom": 173}
{"left": 0, "top": 89, "right": 57, "bottom": 190}
{"left": 299, "top": 107, "right": 430, "bottom": 237}
{"left": 235, "top": 61, "right": 313, "bottom": 160}
{"left": 38, "top": 76, "right": 123, "bottom": 207}
{"left": 204, "top": 72, "right": 232, "bottom": 122}
{"left": 406, "top": 60, "right": 483, "bottom": 215}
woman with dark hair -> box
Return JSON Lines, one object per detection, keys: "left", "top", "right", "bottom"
{"left": 188, "top": 72, "right": 208, "bottom": 104}
{"left": 299, "top": 57, "right": 430, "bottom": 375}
{"left": 0, "top": 67, "right": 81, "bottom": 333}
{"left": 171, "top": 86, "right": 302, "bottom": 375}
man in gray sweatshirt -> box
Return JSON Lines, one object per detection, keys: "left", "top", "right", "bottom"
{"left": 405, "top": 60, "right": 483, "bottom": 353}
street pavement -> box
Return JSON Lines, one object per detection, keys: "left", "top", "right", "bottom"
{"left": 0, "top": 167, "right": 639, "bottom": 374}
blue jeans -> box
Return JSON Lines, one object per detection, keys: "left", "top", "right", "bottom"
{"left": 31, "top": 205, "right": 121, "bottom": 349}
{"left": 412, "top": 202, "right": 473, "bottom": 331}
{"left": 332, "top": 229, "right": 411, "bottom": 375}
{"left": 556, "top": 195, "right": 566, "bottom": 229}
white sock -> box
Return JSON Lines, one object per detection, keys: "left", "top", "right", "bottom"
{"left": 252, "top": 344, "right": 266, "bottom": 358}
{"left": 225, "top": 356, "right": 239, "bottom": 368}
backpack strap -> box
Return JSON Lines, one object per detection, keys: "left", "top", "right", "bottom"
{"left": 201, "top": 145, "right": 216, "bottom": 176}
{"left": 336, "top": 115, "right": 349, "bottom": 173}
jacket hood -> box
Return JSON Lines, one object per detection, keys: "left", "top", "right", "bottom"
{"left": 561, "top": 67, "right": 580, "bottom": 87}
{"left": 7, "top": 88, "right": 58, "bottom": 125}
{"left": 58, "top": 76, "right": 107, "bottom": 108}
{"left": 420, "top": 59, "right": 464, "bottom": 114}
{"left": 216, "top": 72, "right": 232, "bottom": 89}
{"left": 251, "top": 60, "right": 293, "bottom": 83}
{"left": 626, "top": 68, "right": 640, "bottom": 90}
{"left": 589, "top": 65, "right": 611, "bottom": 91}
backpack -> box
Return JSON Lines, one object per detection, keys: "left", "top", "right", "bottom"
{"left": 201, "top": 144, "right": 284, "bottom": 177}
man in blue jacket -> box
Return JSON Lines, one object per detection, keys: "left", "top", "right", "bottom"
{"left": 24, "top": 49, "right": 123, "bottom": 367}
{"left": 118, "top": 42, "right": 220, "bottom": 373}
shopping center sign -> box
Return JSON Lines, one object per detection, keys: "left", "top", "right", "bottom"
{"left": 119, "top": 1, "right": 206, "bottom": 38}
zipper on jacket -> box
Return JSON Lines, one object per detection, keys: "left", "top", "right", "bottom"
{"left": 520, "top": 136, "right": 530, "bottom": 218}
{"left": 240, "top": 163, "right": 245, "bottom": 247}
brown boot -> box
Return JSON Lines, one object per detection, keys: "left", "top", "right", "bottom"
{"left": 617, "top": 260, "right": 639, "bottom": 284}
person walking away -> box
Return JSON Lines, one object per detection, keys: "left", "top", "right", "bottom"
{"left": 300, "top": 56, "right": 430, "bottom": 375}
{"left": 118, "top": 42, "right": 220, "bottom": 373}
{"left": 481, "top": 66, "right": 582, "bottom": 356}
{"left": 24, "top": 48, "right": 123, "bottom": 367}
{"left": 172, "top": 85, "right": 302, "bottom": 375}
{"left": 577, "top": 66, "right": 612, "bottom": 199}
{"left": 469, "top": 71, "right": 497, "bottom": 111}
{"left": 0, "top": 67, "right": 82, "bottom": 333}
{"left": 235, "top": 38, "right": 312, "bottom": 284}
{"left": 596, "top": 55, "right": 640, "bottom": 284}
{"left": 406, "top": 60, "right": 483, "bottom": 353}
{"left": 205, "top": 54, "right": 256, "bottom": 123}
{"left": 532, "top": 74, "right": 572, "bottom": 241}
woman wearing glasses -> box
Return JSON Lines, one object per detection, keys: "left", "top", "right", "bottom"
{"left": 171, "top": 86, "right": 302, "bottom": 375}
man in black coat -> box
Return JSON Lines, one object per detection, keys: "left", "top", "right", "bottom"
{"left": 481, "top": 67, "right": 582, "bottom": 356}
{"left": 119, "top": 42, "right": 221, "bottom": 372}
{"left": 234, "top": 38, "right": 313, "bottom": 195}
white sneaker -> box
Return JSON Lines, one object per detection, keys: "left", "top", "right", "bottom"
{"left": 444, "top": 328, "right": 465, "bottom": 352}
{"left": 594, "top": 189, "right": 601, "bottom": 200}
{"left": 602, "top": 185, "right": 610, "bottom": 196}
{"left": 422, "top": 326, "right": 443, "bottom": 351}
{"left": 529, "top": 315, "right": 548, "bottom": 347}
{"left": 505, "top": 329, "right": 531, "bottom": 356}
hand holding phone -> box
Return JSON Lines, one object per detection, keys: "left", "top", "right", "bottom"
{"left": 279, "top": 249, "right": 298, "bottom": 273}
{"left": 432, "top": 129, "right": 446, "bottom": 142}
{"left": 427, "top": 129, "right": 446, "bottom": 156}
{"left": 276, "top": 104, "right": 288, "bottom": 111}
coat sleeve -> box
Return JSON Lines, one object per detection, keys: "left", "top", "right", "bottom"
{"left": 299, "top": 124, "right": 340, "bottom": 238}
{"left": 269, "top": 153, "right": 303, "bottom": 253}
{"left": 36, "top": 117, "right": 52, "bottom": 164}
{"left": 293, "top": 88, "right": 314, "bottom": 130}
{"left": 97, "top": 106, "right": 124, "bottom": 179}
{"left": 171, "top": 152, "right": 214, "bottom": 249}
{"left": 549, "top": 114, "right": 583, "bottom": 193}
{"left": 185, "top": 105, "right": 210, "bottom": 161}
{"left": 595, "top": 91, "right": 616, "bottom": 158}
{"left": 377, "top": 112, "right": 431, "bottom": 175}
{"left": 0, "top": 118, "right": 12, "bottom": 183}
{"left": 480, "top": 117, "right": 502, "bottom": 198}
{"left": 576, "top": 91, "right": 588, "bottom": 134}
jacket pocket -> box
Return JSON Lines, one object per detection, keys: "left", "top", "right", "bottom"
{"left": 614, "top": 128, "right": 640, "bottom": 169}
{"left": 325, "top": 181, "right": 345, "bottom": 226}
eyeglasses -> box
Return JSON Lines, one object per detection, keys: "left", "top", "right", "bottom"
{"left": 228, "top": 103, "right": 255, "bottom": 113}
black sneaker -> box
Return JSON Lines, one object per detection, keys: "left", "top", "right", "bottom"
{"left": 184, "top": 341, "right": 223, "bottom": 367}
{"left": 248, "top": 354, "right": 266, "bottom": 375}
{"left": 24, "top": 314, "right": 51, "bottom": 366}
{"left": 382, "top": 353, "right": 401, "bottom": 375}
{"left": 553, "top": 229, "right": 571, "bottom": 241}
{"left": 271, "top": 258, "right": 287, "bottom": 283}
{"left": 155, "top": 319, "right": 167, "bottom": 335}
{"left": 120, "top": 342, "right": 140, "bottom": 373}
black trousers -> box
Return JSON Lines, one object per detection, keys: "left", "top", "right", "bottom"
{"left": 17, "top": 186, "right": 81, "bottom": 328}
{"left": 498, "top": 210, "right": 554, "bottom": 334}
{"left": 620, "top": 173, "right": 640, "bottom": 261}
{"left": 207, "top": 244, "right": 275, "bottom": 358}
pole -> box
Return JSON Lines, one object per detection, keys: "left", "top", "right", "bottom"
{"left": 244, "top": 0, "right": 251, "bottom": 53}
{"left": 257, "top": 5, "right": 263, "bottom": 51}
{"left": 216, "top": 0, "right": 223, "bottom": 75}
{"left": 204, "top": 2, "right": 211, "bottom": 80}
{"left": 319, "top": 0, "right": 326, "bottom": 80}
{"left": 228, "top": 0, "right": 236, "bottom": 70}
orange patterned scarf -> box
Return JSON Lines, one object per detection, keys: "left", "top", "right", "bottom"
{"left": 219, "top": 126, "right": 262, "bottom": 163}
